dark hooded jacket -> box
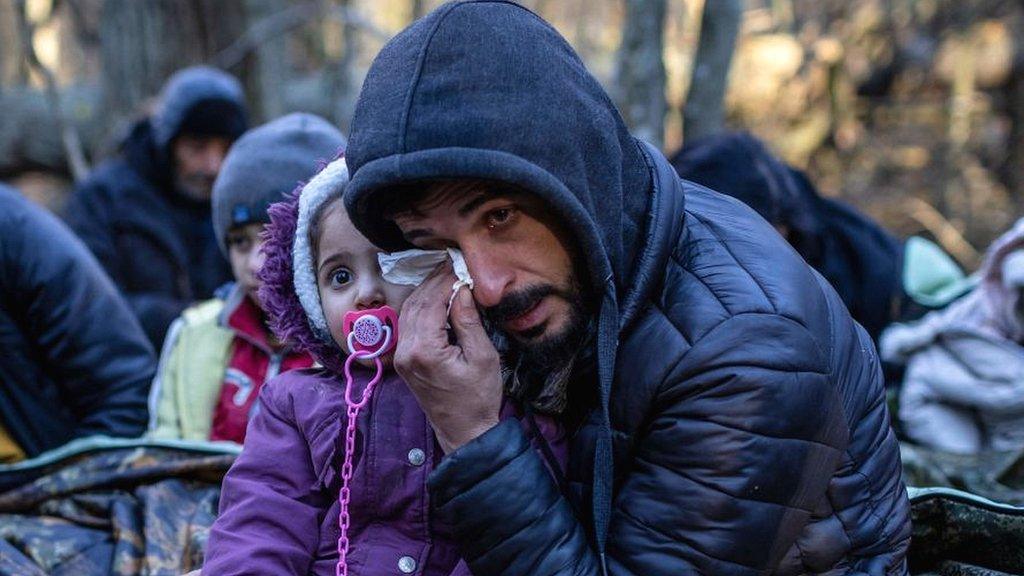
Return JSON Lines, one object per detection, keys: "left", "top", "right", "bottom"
{"left": 0, "top": 185, "right": 155, "bottom": 458}
{"left": 64, "top": 67, "right": 247, "bottom": 348}
{"left": 345, "top": 2, "right": 911, "bottom": 574}
{"left": 671, "top": 132, "right": 904, "bottom": 343}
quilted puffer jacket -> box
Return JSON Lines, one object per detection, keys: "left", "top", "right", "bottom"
{"left": 343, "top": 1, "right": 912, "bottom": 574}
{"left": 0, "top": 185, "right": 155, "bottom": 458}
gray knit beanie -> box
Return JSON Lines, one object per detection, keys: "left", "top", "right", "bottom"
{"left": 212, "top": 112, "right": 347, "bottom": 256}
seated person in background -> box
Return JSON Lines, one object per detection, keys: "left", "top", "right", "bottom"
{"left": 882, "top": 218, "right": 1024, "bottom": 454}
{"left": 65, "top": 66, "right": 249, "bottom": 349}
{"left": 147, "top": 113, "right": 345, "bottom": 443}
{"left": 0, "top": 184, "right": 155, "bottom": 462}
{"left": 672, "top": 131, "right": 904, "bottom": 342}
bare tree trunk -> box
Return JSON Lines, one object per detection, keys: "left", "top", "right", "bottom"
{"left": 682, "top": 0, "right": 742, "bottom": 144}
{"left": 327, "top": 0, "right": 359, "bottom": 133}
{"left": 0, "top": 0, "right": 27, "bottom": 86}
{"left": 411, "top": 0, "right": 428, "bottom": 21}
{"left": 244, "top": 0, "right": 291, "bottom": 121}
{"left": 98, "top": 0, "right": 248, "bottom": 135}
{"left": 1003, "top": 61, "right": 1024, "bottom": 212}
{"left": 614, "top": 0, "right": 667, "bottom": 148}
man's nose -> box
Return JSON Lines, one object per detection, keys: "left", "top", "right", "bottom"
{"left": 203, "top": 148, "right": 225, "bottom": 174}
{"left": 462, "top": 249, "right": 514, "bottom": 309}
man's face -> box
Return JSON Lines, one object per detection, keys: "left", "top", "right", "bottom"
{"left": 391, "top": 181, "right": 589, "bottom": 367}
{"left": 171, "top": 134, "right": 231, "bottom": 201}
{"left": 226, "top": 223, "right": 266, "bottom": 306}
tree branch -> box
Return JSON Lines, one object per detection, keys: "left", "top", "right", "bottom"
{"left": 904, "top": 196, "right": 980, "bottom": 268}
{"left": 212, "top": 0, "right": 389, "bottom": 70}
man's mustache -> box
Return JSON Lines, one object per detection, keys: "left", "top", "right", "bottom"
{"left": 482, "top": 285, "right": 560, "bottom": 326}
{"left": 186, "top": 174, "right": 217, "bottom": 186}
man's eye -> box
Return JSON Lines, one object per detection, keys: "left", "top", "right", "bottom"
{"left": 486, "top": 207, "right": 516, "bottom": 229}
{"left": 331, "top": 269, "right": 353, "bottom": 287}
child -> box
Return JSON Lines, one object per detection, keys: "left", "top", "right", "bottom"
{"left": 202, "top": 158, "right": 567, "bottom": 575}
{"left": 148, "top": 113, "right": 344, "bottom": 443}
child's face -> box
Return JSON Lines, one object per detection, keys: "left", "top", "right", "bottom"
{"left": 226, "top": 223, "right": 266, "bottom": 307}
{"left": 315, "top": 201, "right": 415, "bottom": 366}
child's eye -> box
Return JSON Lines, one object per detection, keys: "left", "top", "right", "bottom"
{"left": 227, "top": 235, "right": 253, "bottom": 251}
{"left": 330, "top": 268, "right": 353, "bottom": 287}
{"left": 485, "top": 206, "right": 517, "bottom": 230}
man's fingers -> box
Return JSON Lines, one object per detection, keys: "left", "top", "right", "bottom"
{"left": 449, "top": 285, "right": 495, "bottom": 357}
{"left": 400, "top": 262, "right": 456, "bottom": 338}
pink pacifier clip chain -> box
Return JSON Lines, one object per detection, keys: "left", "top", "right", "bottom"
{"left": 336, "top": 351, "right": 383, "bottom": 576}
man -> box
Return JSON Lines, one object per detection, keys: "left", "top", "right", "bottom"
{"left": 65, "top": 66, "right": 249, "bottom": 348}
{"left": 672, "top": 132, "right": 905, "bottom": 342}
{"left": 0, "top": 184, "right": 155, "bottom": 461}
{"left": 343, "top": 1, "right": 911, "bottom": 574}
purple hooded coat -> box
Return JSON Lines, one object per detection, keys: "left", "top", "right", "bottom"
{"left": 202, "top": 176, "right": 567, "bottom": 576}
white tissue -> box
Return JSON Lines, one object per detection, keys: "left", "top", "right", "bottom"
{"left": 379, "top": 248, "right": 474, "bottom": 315}
{"left": 378, "top": 248, "right": 472, "bottom": 288}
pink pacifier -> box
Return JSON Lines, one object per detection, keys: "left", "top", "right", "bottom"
{"left": 342, "top": 306, "right": 398, "bottom": 359}
{"left": 336, "top": 305, "right": 398, "bottom": 576}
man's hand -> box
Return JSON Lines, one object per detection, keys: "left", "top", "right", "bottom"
{"left": 395, "top": 263, "right": 503, "bottom": 453}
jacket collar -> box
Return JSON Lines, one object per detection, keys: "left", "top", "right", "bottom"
{"left": 618, "top": 142, "right": 687, "bottom": 333}
{"left": 219, "top": 284, "right": 281, "bottom": 354}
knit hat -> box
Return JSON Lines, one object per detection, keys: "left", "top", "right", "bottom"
{"left": 212, "top": 113, "right": 347, "bottom": 256}
{"left": 151, "top": 66, "right": 249, "bottom": 151}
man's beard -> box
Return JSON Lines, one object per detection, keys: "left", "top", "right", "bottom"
{"left": 174, "top": 172, "right": 217, "bottom": 201}
{"left": 481, "top": 277, "right": 591, "bottom": 414}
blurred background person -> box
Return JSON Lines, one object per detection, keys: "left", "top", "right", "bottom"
{"left": 674, "top": 131, "right": 910, "bottom": 342}
{"left": 64, "top": 66, "right": 249, "bottom": 349}
{"left": 0, "top": 184, "right": 155, "bottom": 462}
{"left": 147, "top": 113, "right": 344, "bottom": 443}
{"left": 882, "top": 218, "right": 1024, "bottom": 454}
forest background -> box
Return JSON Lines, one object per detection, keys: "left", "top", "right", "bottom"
{"left": 2, "top": 0, "right": 1022, "bottom": 270}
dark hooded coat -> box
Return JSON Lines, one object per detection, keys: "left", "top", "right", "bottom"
{"left": 344, "top": 2, "right": 911, "bottom": 574}
{"left": 0, "top": 185, "right": 155, "bottom": 458}
{"left": 64, "top": 68, "right": 246, "bottom": 348}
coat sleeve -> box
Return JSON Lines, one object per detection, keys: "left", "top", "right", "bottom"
{"left": 429, "top": 313, "right": 845, "bottom": 576}
{"left": 147, "top": 316, "right": 187, "bottom": 439}
{"left": 64, "top": 180, "right": 185, "bottom": 347}
{"left": 4, "top": 198, "right": 155, "bottom": 439}
{"left": 203, "top": 382, "right": 325, "bottom": 575}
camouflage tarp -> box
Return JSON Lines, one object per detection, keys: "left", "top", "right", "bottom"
{"left": 908, "top": 487, "right": 1024, "bottom": 575}
{"left": 0, "top": 437, "right": 238, "bottom": 576}
{"left": 901, "top": 442, "right": 1024, "bottom": 575}
{"left": 2, "top": 437, "right": 1024, "bottom": 575}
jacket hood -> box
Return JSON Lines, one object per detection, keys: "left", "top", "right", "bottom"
{"left": 257, "top": 157, "right": 348, "bottom": 375}
{"left": 121, "top": 119, "right": 175, "bottom": 191}
{"left": 151, "top": 66, "right": 248, "bottom": 153}
{"left": 343, "top": 0, "right": 652, "bottom": 306}
{"left": 882, "top": 218, "right": 1024, "bottom": 361}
